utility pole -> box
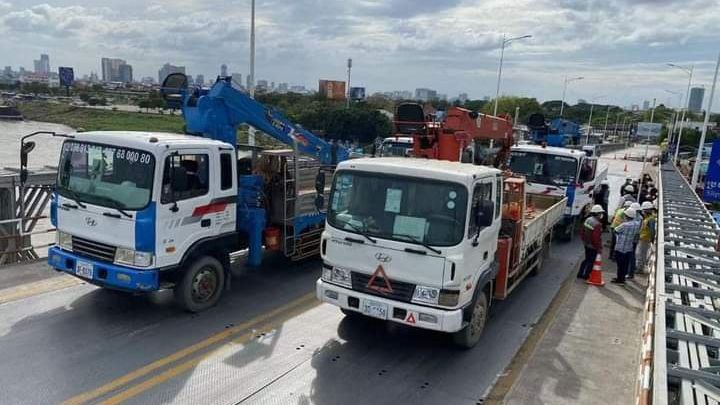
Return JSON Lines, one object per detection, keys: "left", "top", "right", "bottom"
{"left": 691, "top": 52, "right": 720, "bottom": 189}
{"left": 643, "top": 98, "right": 656, "bottom": 170}
{"left": 603, "top": 105, "right": 610, "bottom": 141}
{"left": 613, "top": 113, "right": 620, "bottom": 137}
{"left": 248, "top": 0, "right": 256, "bottom": 147}
{"left": 346, "top": 58, "right": 352, "bottom": 109}
{"left": 560, "top": 76, "right": 583, "bottom": 118}
{"left": 674, "top": 117, "right": 687, "bottom": 164}
{"left": 493, "top": 34, "right": 532, "bottom": 117}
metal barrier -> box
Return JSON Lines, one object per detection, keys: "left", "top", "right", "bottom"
{"left": 640, "top": 162, "right": 720, "bottom": 404}
{"left": 0, "top": 167, "right": 57, "bottom": 265}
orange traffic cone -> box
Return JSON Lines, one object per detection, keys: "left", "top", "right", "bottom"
{"left": 587, "top": 254, "right": 605, "bottom": 287}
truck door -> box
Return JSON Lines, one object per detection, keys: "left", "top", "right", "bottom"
{"left": 465, "top": 177, "right": 501, "bottom": 281}
{"left": 156, "top": 149, "right": 233, "bottom": 267}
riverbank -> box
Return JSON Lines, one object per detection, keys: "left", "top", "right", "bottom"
{"left": 17, "top": 102, "right": 184, "bottom": 133}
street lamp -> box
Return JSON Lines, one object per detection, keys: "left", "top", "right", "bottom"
{"left": 667, "top": 63, "right": 694, "bottom": 155}
{"left": 559, "top": 76, "right": 584, "bottom": 117}
{"left": 248, "top": 0, "right": 256, "bottom": 146}
{"left": 493, "top": 34, "right": 532, "bottom": 117}
{"left": 691, "top": 52, "right": 720, "bottom": 189}
{"left": 664, "top": 89, "right": 683, "bottom": 144}
{"left": 585, "top": 95, "right": 606, "bottom": 145}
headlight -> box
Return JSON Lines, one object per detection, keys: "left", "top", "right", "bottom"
{"left": 412, "top": 285, "right": 440, "bottom": 305}
{"left": 57, "top": 231, "right": 72, "bottom": 251}
{"left": 328, "top": 266, "right": 352, "bottom": 288}
{"left": 115, "top": 247, "right": 153, "bottom": 267}
{"left": 321, "top": 264, "right": 332, "bottom": 281}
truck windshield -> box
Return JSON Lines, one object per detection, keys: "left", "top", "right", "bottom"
{"left": 508, "top": 151, "right": 578, "bottom": 186}
{"left": 57, "top": 141, "right": 155, "bottom": 210}
{"left": 380, "top": 141, "right": 412, "bottom": 157}
{"left": 327, "top": 171, "right": 468, "bottom": 247}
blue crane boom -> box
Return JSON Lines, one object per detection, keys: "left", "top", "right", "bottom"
{"left": 161, "top": 73, "right": 349, "bottom": 165}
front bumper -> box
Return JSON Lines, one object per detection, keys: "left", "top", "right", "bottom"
{"left": 48, "top": 246, "right": 160, "bottom": 292}
{"left": 316, "top": 279, "right": 464, "bottom": 333}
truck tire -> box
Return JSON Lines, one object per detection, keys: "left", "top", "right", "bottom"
{"left": 452, "top": 291, "right": 488, "bottom": 349}
{"left": 340, "top": 308, "right": 365, "bottom": 319}
{"left": 174, "top": 256, "right": 225, "bottom": 313}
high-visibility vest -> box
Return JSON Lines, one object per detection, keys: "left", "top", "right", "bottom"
{"left": 611, "top": 208, "right": 625, "bottom": 229}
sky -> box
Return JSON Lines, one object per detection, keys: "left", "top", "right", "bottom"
{"left": 1, "top": 0, "right": 719, "bottom": 109}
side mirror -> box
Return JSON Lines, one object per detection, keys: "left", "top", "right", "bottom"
{"left": 20, "top": 141, "right": 36, "bottom": 184}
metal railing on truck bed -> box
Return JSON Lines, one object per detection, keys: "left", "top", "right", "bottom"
{"left": 641, "top": 162, "right": 720, "bottom": 405}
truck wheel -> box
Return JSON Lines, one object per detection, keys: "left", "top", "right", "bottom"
{"left": 174, "top": 256, "right": 225, "bottom": 313}
{"left": 452, "top": 291, "right": 488, "bottom": 349}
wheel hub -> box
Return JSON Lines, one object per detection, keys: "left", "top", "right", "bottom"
{"left": 191, "top": 268, "right": 217, "bottom": 303}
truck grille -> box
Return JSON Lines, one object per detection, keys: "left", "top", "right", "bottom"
{"left": 351, "top": 272, "right": 416, "bottom": 303}
{"left": 72, "top": 236, "right": 116, "bottom": 262}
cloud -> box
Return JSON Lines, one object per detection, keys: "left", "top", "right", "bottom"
{"left": 1, "top": 0, "right": 718, "bottom": 106}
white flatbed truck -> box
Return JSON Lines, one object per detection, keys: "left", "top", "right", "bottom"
{"left": 316, "top": 158, "right": 566, "bottom": 348}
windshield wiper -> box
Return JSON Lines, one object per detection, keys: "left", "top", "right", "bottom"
{"left": 91, "top": 195, "right": 132, "bottom": 218}
{"left": 61, "top": 188, "right": 87, "bottom": 209}
{"left": 336, "top": 219, "right": 376, "bottom": 243}
{"left": 382, "top": 232, "right": 441, "bottom": 255}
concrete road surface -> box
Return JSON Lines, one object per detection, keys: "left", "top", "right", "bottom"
{"left": 0, "top": 145, "right": 656, "bottom": 404}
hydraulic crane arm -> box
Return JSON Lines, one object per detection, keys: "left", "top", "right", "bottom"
{"left": 161, "top": 73, "right": 349, "bottom": 165}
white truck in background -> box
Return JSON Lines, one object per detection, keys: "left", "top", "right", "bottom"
{"left": 508, "top": 144, "right": 607, "bottom": 240}
{"left": 378, "top": 136, "right": 414, "bottom": 157}
{"left": 316, "top": 158, "right": 566, "bottom": 348}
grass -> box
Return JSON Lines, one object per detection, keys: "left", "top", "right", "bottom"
{"left": 17, "top": 102, "right": 287, "bottom": 149}
{"left": 18, "top": 102, "right": 185, "bottom": 133}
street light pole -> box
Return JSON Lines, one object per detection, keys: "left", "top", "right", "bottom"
{"left": 603, "top": 105, "right": 611, "bottom": 141}
{"left": 346, "top": 58, "right": 352, "bottom": 109}
{"left": 642, "top": 98, "right": 656, "bottom": 170}
{"left": 674, "top": 117, "right": 687, "bottom": 164}
{"left": 559, "top": 76, "right": 583, "bottom": 118}
{"left": 493, "top": 34, "right": 531, "bottom": 117}
{"left": 248, "top": 0, "right": 256, "bottom": 146}
{"left": 586, "top": 103, "right": 595, "bottom": 145}
{"left": 668, "top": 63, "right": 695, "bottom": 158}
{"left": 691, "top": 52, "right": 720, "bottom": 189}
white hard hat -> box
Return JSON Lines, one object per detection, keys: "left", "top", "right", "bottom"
{"left": 601, "top": 180, "right": 609, "bottom": 185}
{"left": 641, "top": 201, "right": 654, "bottom": 210}
{"left": 624, "top": 200, "right": 633, "bottom": 208}
{"left": 630, "top": 202, "right": 641, "bottom": 211}
{"left": 590, "top": 204, "right": 605, "bottom": 213}
{"left": 624, "top": 185, "right": 634, "bottom": 192}
{"left": 624, "top": 208, "right": 637, "bottom": 218}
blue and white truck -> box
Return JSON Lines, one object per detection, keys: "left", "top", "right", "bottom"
{"left": 44, "top": 74, "right": 348, "bottom": 311}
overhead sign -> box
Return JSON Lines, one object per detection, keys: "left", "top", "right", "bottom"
{"left": 319, "top": 80, "right": 346, "bottom": 100}
{"left": 58, "top": 67, "right": 74, "bottom": 86}
{"left": 636, "top": 122, "right": 662, "bottom": 138}
{"left": 703, "top": 140, "right": 720, "bottom": 202}
{"left": 349, "top": 87, "right": 365, "bottom": 100}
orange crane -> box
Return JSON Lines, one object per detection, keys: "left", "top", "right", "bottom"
{"left": 393, "top": 103, "right": 515, "bottom": 168}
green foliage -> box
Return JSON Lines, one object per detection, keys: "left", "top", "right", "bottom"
{"left": 481, "top": 96, "right": 542, "bottom": 123}
{"left": 17, "top": 102, "right": 184, "bottom": 132}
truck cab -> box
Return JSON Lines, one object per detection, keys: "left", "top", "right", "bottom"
{"left": 317, "top": 158, "right": 503, "bottom": 347}
{"left": 378, "top": 136, "right": 414, "bottom": 157}
{"left": 49, "top": 131, "right": 239, "bottom": 311}
{"left": 508, "top": 144, "right": 607, "bottom": 239}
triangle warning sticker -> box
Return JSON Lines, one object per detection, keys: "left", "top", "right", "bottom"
{"left": 366, "top": 264, "right": 393, "bottom": 294}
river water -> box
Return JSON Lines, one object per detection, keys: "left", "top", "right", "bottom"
{"left": 0, "top": 120, "right": 73, "bottom": 169}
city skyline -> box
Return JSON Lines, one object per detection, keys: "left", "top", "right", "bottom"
{"left": 1, "top": 0, "right": 719, "bottom": 110}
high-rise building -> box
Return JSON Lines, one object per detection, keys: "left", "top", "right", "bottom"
{"left": 3, "top": 66, "right": 11, "bottom": 76}
{"left": 278, "top": 82, "right": 289, "bottom": 92}
{"left": 220, "top": 64, "right": 228, "bottom": 77}
{"left": 458, "top": 93, "right": 469, "bottom": 104}
{"left": 689, "top": 87, "right": 705, "bottom": 113}
{"left": 119, "top": 64, "right": 133, "bottom": 83}
{"left": 195, "top": 74, "right": 205, "bottom": 86}
{"left": 158, "top": 63, "right": 186, "bottom": 84}
{"left": 101, "top": 58, "right": 128, "bottom": 82}
{"left": 415, "top": 88, "right": 437, "bottom": 102}
{"left": 257, "top": 79, "right": 268, "bottom": 91}
{"left": 642, "top": 100, "right": 650, "bottom": 111}
{"left": 33, "top": 54, "right": 50, "bottom": 74}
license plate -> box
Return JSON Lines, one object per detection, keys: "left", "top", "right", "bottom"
{"left": 75, "top": 260, "right": 94, "bottom": 279}
{"left": 361, "top": 299, "right": 388, "bottom": 320}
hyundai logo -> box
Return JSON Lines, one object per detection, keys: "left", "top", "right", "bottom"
{"left": 85, "top": 217, "right": 97, "bottom": 227}
{"left": 374, "top": 252, "right": 391, "bottom": 263}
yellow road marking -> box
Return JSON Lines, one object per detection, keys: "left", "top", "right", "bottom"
{"left": 0, "top": 276, "right": 84, "bottom": 305}
{"left": 63, "top": 292, "right": 318, "bottom": 405}
{"left": 100, "top": 297, "right": 319, "bottom": 405}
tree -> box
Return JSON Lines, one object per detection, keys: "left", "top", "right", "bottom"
{"left": 482, "top": 96, "right": 542, "bottom": 124}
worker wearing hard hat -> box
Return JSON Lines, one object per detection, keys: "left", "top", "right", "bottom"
{"left": 620, "top": 178, "right": 634, "bottom": 197}
{"left": 636, "top": 201, "right": 657, "bottom": 273}
{"left": 578, "top": 204, "right": 605, "bottom": 280}
{"left": 627, "top": 202, "right": 643, "bottom": 276}
{"left": 612, "top": 207, "right": 642, "bottom": 284}
{"left": 609, "top": 200, "right": 633, "bottom": 260}
{"left": 593, "top": 180, "right": 610, "bottom": 230}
